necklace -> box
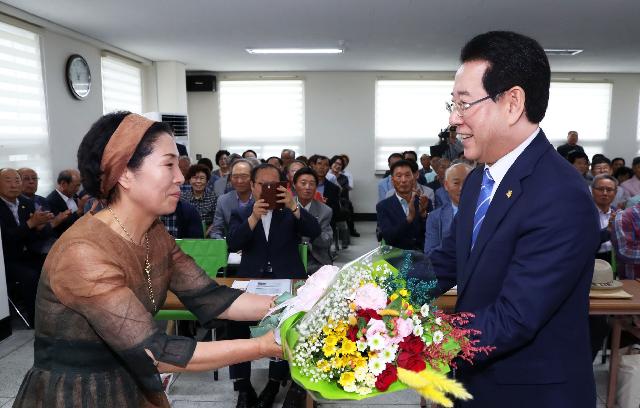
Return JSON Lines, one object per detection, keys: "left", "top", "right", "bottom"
{"left": 107, "top": 206, "right": 156, "bottom": 312}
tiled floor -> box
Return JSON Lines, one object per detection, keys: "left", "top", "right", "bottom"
{"left": 0, "top": 222, "right": 612, "bottom": 407}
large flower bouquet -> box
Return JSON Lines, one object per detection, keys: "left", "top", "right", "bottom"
{"left": 255, "top": 246, "right": 492, "bottom": 407}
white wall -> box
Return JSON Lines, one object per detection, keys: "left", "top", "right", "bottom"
{"left": 187, "top": 71, "right": 640, "bottom": 213}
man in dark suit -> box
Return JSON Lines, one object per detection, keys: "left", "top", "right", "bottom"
{"left": 226, "top": 163, "right": 320, "bottom": 408}
{"left": 0, "top": 168, "right": 53, "bottom": 325}
{"left": 376, "top": 159, "right": 429, "bottom": 250}
{"left": 413, "top": 32, "right": 600, "bottom": 407}
{"left": 309, "top": 155, "right": 341, "bottom": 225}
{"left": 46, "top": 169, "right": 89, "bottom": 237}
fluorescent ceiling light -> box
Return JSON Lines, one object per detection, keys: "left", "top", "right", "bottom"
{"left": 246, "top": 48, "right": 343, "bottom": 54}
{"left": 544, "top": 49, "right": 583, "bottom": 56}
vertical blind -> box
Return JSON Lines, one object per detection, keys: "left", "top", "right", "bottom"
{"left": 375, "top": 80, "right": 453, "bottom": 171}
{"left": 101, "top": 54, "right": 142, "bottom": 114}
{"left": 219, "top": 80, "right": 305, "bottom": 158}
{"left": 0, "top": 20, "right": 52, "bottom": 193}
{"left": 540, "top": 82, "right": 612, "bottom": 160}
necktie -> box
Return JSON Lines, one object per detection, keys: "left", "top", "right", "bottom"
{"left": 471, "top": 168, "right": 495, "bottom": 248}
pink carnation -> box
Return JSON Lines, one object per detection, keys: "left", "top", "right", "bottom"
{"left": 395, "top": 318, "right": 414, "bottom": 339}
{"left": 354, "top": 283, "right": 387, "bottom": 311}
{"left": 366, "top": 319, "right": 387, "bottom": 336}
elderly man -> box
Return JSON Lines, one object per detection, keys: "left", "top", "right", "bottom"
{"left": 45, "top": 169, "right": 89, "bottom": 237}
{"left": 226, "top": 163, "right": 320, "bottom": 408}
{"left": 443, "top": 125, "right": 464, "bottom": 161}
{"left": 592, "top": 174, "right": 618, "bottom": 264}
{"left": 17, "top": 168, "right": 48, "bottom": 211}
{"left": 411, "top": 31, "right": 600, "bottom": 407}
{"left": 293, "top": 166, "right": 333, "bottom": 273}
{"left": 209, "top": 159, "right": 255, "bottom": 239}
{"left": 376, "top": 159, "right": 429, "bottom": 250}
{"left": 620, "top": 156, "right": 640, "bottom": 198}
{"left": 280, "top": 149, "right": 296, "bottom": 171}
{"left": 424, "top": 163, "right": 473, "bottom": 256}
{"left": 557, "top": 130, "right": 585, "bottom": 158}
{"left": 591, "top": 156, "right": 628, "bottom": 209}
{"left": 427, "top": 157, "right": 452, "bottom": 209}
{"left": 419, "top": 153, "right": 436, "bottom": 184}
{"left": 0, "top": 168, "right": 53, "bottom": 325}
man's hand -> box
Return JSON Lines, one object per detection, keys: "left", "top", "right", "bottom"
{"left": 277, "top": 186, "right": 299, "bottom": 218}
{"left": 607, "top": 210, "right": 618, "bottom": 233}
{"left": 418, "top": 194, "right": 429, "bottom": 219}
{"left": 27, "top": 210, "right": 53, "bottom": 229}
{"left": 406, "top": 192, "right": 417, "bottom": 223}
{"left": 248, "top": 199, "right": 270, "bottom": 230}
{"left": 50, "top": 210, "right": 71, "bottom": 228}
{"left": 76, "top": 195, "right": 91, "bottom": 215}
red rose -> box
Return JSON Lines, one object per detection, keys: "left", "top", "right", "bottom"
{"left": 399, "top": 334, "right": 425, "bottom": 354}
{"left": 375, "top": 363, "right": 398, "bottom": 391}
{"left": 356, "top": 308, "right": 381, "bottom": 323}
{"left": 397, "top": 351, "right": 426, "bottom": 372}
{"left": 346, "top": 326, "right": 358, "bottom": 342}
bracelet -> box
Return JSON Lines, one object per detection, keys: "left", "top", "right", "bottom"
{"left": 291, "top": 205, "right": 299, "bottom": 213}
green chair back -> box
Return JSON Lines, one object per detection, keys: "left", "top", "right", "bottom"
{"left": 155, "top": 239, "right": 228, "bottom": 321}
{"left": 299, "top": 243, "right": 308, "bottom": 273}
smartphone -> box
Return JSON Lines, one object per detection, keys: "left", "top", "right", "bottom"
{"left": 261, "top": 181, "right": 289, "bottom": 210}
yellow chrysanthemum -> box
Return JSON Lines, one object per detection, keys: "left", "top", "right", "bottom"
{"left": 322, "top": 343, "right": 337, "bottom": 357}
{"left": 316, "top": 359, "right": 331, "bottom": 373}
{"left": 340, "top": 339, "right": 357, "bottom": 355}
{"left": 389, "top": 293, "right": 399, "bottom": 301}
{"left": 399, "top": 288, "right": 409, "bottom": 297}
{"left": 353, "top": 356, "right": 367, "bottom": 370}
{"left": 348, "top": 314, "right": 357, "bottom": 326}
{"left": 339, "top": 372, "right": 355, "bottom": 387}
{"left": 322, "top": 325, "right": 333, "bottom": 336}
{"left": 325, "top": 334, "right": 339, "bottom": 347}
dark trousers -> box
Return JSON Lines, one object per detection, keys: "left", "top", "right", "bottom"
{"left": 5, "top": 258, "right": 42, "bottom": 326}
{"left": 227, "top": 320, "right": 289, "bottom": 386}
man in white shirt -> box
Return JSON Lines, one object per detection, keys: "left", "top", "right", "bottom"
{"left": 591, "top": 174, "right": 618, "bottom": 264}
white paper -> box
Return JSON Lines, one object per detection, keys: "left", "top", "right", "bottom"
{"left": 231, "top": 280, "right": 249, "bottom": 290}
{"left": 227, "top": 252, "right": 242, "bottom": 265}
{"left": 246, "top": 279, "right": 292, "bottom": 296}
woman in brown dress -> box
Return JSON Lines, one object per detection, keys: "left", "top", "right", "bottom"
{"left": 14, "top": 112, "right": 282, "bottom": 407}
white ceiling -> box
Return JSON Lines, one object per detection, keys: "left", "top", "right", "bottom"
{"left": 4, "top": 0, "right": 640, "bottom": 73}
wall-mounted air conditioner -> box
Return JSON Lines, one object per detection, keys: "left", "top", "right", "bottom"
{"left": 143, "top": 112, "right": 189, "bottom": 155}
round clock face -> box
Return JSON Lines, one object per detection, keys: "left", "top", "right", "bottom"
{"left": 66, "top": 54, "right": 91, "bottom": 99}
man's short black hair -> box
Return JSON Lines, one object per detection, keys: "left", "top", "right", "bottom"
{"left": 402, "top": 150, "right": 418, "bottom": 161}
{"left": 197, "top": 157, "right": 214, "bottom": 171}
{"left": 591, "top": 156, "right": 611, "bottom": 167}
{"left": 266, "top": 156, "right": 283, "bottom": 166}
{"left": 310, "top": 155, "right": 329, "bottom": 165}
{"left": 567, "top": 151, "right": 589, "bottom": 164}
{"left": 57, "top": 170, "right": 74, "bottom": 184}
{"left": 387, "top": 153, "right": 403, "bottom": 164}
{"left": 632, "top": 157, "right": 640, "bottom": 167}
{"left": 390, "top": 159, "right": 418, "bottom": 175}
{"left": 242, "top": 149, "right": 257, "bottom": 158}
{"left": 460, "top": 31, "right": 550, "bottom": 124}
{"left": 293, "top": 167, "right": 319, "bottom": 185}
{"left": 614, "top": 166, "right": 633, "bottom": 180}
{"left": 250, "top": 163, "right": 280, "bottom": 182}
{"left": 612, "top": 157, "right": 625, "bottom": 165}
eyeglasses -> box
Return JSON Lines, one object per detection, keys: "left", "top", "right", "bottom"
{"left": 445, "top": 89, "right": 507, "bottom": 117}
{"left": 593, "top": 187, "right": 616, "bottom": 193}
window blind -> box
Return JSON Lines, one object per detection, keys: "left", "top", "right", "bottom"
{"left": 101, "top": 54, "right": 142, "bottom": 114}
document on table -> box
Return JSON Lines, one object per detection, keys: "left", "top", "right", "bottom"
{"left": 245, "top": 279, "right": 292, "bottom": 296}
{"left": 231, "top": 280, "right": 250, "bottom": 290}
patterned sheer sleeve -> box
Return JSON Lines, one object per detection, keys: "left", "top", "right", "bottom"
{"left": 49, "top": 239, "right": 197, "bottom": 392}
{"left": 167, "top": 237, "right": 243, "bottom": 327}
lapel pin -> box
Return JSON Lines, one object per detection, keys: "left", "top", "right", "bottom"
{"left": 506, "top": 190, "right": 513, "bottom": 198}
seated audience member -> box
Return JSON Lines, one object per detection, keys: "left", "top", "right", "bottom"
{"left": 46, "top": 169, "right": 90, "bottom": 237}
{"left": 442, "top": 126, "right": 464, "bottom": 161}
{"left": 611, "top": 201, "right": 640, "bottom": 279}
{"left": 377, "top": 152, "right": 403, "bottom": 202}
{"left": 386, "top": 161, "right": 435, "bottom": 204}
{"left": 340, "top": 154, "right": 354, "bottom": 189}
{"left": 212, "top": 149, "right": 231, "bottom": 181}
{"left": 226, "top": 164, "right": 320, "bottom": 407}
{"left": 611, "top": 157, "right": 625, "bottom": 174}
{"left": 209, "top": 159, "right": 255, "bottom": 239}
{"left": 160, "top": 199, "right": 204, "bottom": 238}
{"left": 0, "top": 168, "right": 53, "bottom": 325}
{"left": 567, "top": 150, "right": 592, "bottom": 184}
{"left": 615, "top": 166, "right": 634, "bottom": 184}
{"left": 18, "top": 168, "right": 48, "bottom": 211}
{"left": 266, "top": 156, "right": 284, "bottom": 172}
{"left": 328, "top": 155, "right": 358, "bottom": 241}
{"left": 424, "top": 163, "right": 473, "bottom": 256}
{"left": 419, "top": 154, "right": 436, "bottom": 184}
{"left": 309, "top": 155, "right": 341, "bottom": 227}
{"left": 287, "top": 160, "right": 324, "bottom": 204}
{"left": 339, "top": 154, "right": 359, "bottom": 237}
{"left": 181, "top": 164, "right": 218, "bottom": 231}
{"left": 427, "top": 157, "right": 452, "bottom": 209}
{"left": 213, "top": 153, "right": 241, "bottom": 196}
{"left": 591, "top": 156, "right": 628, "bottom": 209}
{"left": 403, "top": 150, "right": 418, "bottom": 162}
{"left": 591, "top": 174, "right": 618, "bottom": 264}
{"left": 293, "top": 167, "right": 333, "bottom": 273}
{"left": 376, "top": 160, "right": 429, "bottom": 250}
{"left": 295, "top": 155, "right": 308, "bottom": 164}
{"left": 620, "top": 156, "right": 640, "bottom": 198}
{"left": 280, "top": 149, "right": 296, "bottom": 172}
{"left": 242, "top": 149, "right": 257, "bottom": 159}
{"left": 178, "top": 155, "right": 191, "bottom": 179}
{"left": 556, "top": 130, "right": 584, "bottom": 158}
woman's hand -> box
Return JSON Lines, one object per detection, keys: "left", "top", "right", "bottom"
{"left": 256, "top": 330, "right": 283, "bottom": 359}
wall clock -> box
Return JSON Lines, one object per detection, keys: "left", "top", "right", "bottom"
{"left": 66, "top": 54, "right": 91, "bottom": 100}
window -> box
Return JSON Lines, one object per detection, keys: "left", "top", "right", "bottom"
{"left": 0, "top": 20, "right": 52, "bottom": 193}
{"left": 375, "top": 80, "right": 453, "bottom": 171}
{"left": 540, "top": 82, "right": 612, "bottom": 160}
{"left": 101, "top": 54, "right": 142, "bottom": 114}
{"left": 219, "top": 80, "right": 304, "bottom": 158}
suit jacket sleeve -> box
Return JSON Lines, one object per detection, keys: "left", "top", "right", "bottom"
{"left": 422, "top": 215, "right": 457, "bottom": 294}
{"left": 377, "top": 199, "right": 424, "bottom": 247}
{"left": 226, "top": 207, "right": 254, "bottom": 252}
{"left": 465, "top": 188, "right": 600, "bottom": 363}
{"left": 296, "top": 208, "right": 321, "bottom": 240}
{"left": 312, "top": 206, "right": 333, "bottom": 251}
{"left": 424, "top": 208, "right": 441, "bottom": 257}
{"left": 209, "top": 196, "right": 226, "bottom": 239}
{"left": 47, "top": 192, "right": 79, "bottom": 235}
